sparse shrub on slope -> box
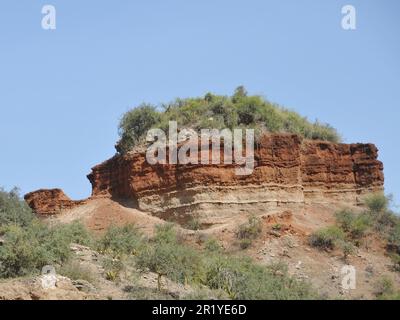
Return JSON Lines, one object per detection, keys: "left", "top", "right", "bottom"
{"left": 203, "top": 255, "right": 315, "bottom": 300}
{"left": 0, "top": 222, "right": 74, "bottom": 278}
{"left": 364, "top": 193, "right": 390, "bottom": 214}
{"left": 335, "top": 209, "right": 371, "bottom": 240}
{"left": 116, "top": 87, "right": 341, "bottom": 153}
{"left": 0, "top": 188, "right": 93, "bottom": 280}
{"left": 204, "top": 238, "right": 223, "bottom": 253}
{"left": 58, "top": 260, "right": 96, "bottom": 284}
{"left": 309, "top": 226, "right": 345, "bottom": 250}
{"left": 134, "top": 223, "right": 317, "bottom": 299}
{"left": 0, "top": 187, "right": 35, "bottom": 227}
{"left": 374, "top": 276, "right": 400, "bottom": 300}
{"left": 311, "top": 193, "right": 400, "bottom": 269}
{"left": 96, "top": 224, "right": 145, "bottom": 258}
{"left": 55, "top": 220, "right": 93, "bottom": 247}
{"left": 236, "top": 215, "right": 262, "bottom": 249}
{"left": 136, "top": 224, "right": 203, "bottom": 290}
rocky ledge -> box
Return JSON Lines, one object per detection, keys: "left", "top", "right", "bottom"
{"left": 25, "top": 134, "right": 384, "bottom": 221}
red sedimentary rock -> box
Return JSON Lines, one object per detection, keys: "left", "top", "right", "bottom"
{"left": 24, "top": 189, "right": 86, "bottom": 216}
{"left": 25, "top": 134, "right": 384, "bottom": 217}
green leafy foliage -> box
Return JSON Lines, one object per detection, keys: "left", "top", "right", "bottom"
{"left": 116, "top": 104, "right": 161, "bottom": 153}
{"left": 335, "top": 209, "right": 371, "bottom": 240}
{"left": 134, "top": 223, "right": 316, "bottom": 299}
{"left": 204, "top": 238, "right": 223, "bottom": 252}
{"left": 311, "top": 193, "right": 400, "bottom": 268}
{"left": 0, "top": 221, "right": 87, "bottom": 278}
{"left": 308, "top": 226, "right": 345, "bottom": 250}
{"left": 236, "top": 215, "right": 262, "bottom": 249}
{"left": 374, "top": 276, "right": 400, "bottom": 300}
{"left": 364, "top": 193, "right": 391, "bottom": 214}
{"left": 203, "top": 255, "right": 314, "bottom": 300}
{"left": 58, "top": 260, "right": 96, "bottom": 284}
{"left": 96, "top": 224, "right": 145, "bottom": 258}
{"left": 116, "top": 87, "right": 341, "bottom": 153}
{"left": 0, "top": 187, "right": 35, "bottom": 227}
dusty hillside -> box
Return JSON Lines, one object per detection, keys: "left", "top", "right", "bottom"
{"left": 18, "top": 133, "right": 400, "bottom": 300}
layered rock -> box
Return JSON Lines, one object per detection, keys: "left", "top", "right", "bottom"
{"left": 24, "top": 189, "right": 86, "bottom": 215}
{"left": 84, "top": 134, "right": 384, "bottom": 222}
{"left": 25, "top": 134, "right": 384, "bottom": 220}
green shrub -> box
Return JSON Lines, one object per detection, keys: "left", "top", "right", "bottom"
{"left": 0, "top": 187, "right": 35, "bottom": 227}
{"left": 374, "top": 276, "right": 396, "bottom": 299}
{"left": 153, "top": 223, "right": 179, "bottom": 245}
{"left": 126, "top": 286, "right": 174, "bottom": 300}
{"left": 133, "top": 223, "right": 317, "bottom": 299}
{"left": 136, "top": 224, "right": 192, "bottom": 289}
{"left": 236, "top": 215, "right": 262, "bottom": 246}
{"left": 203, "top": 255, "right": 315, "bottom": 300}
{"left": 136, "top": 241, "right": 202, "bottom": 291}
{"left": 0, "top": 222, "right": 73, "bottom": 278}
{"left": 116, "top": 104, "right": 160, "bottom": 153}
{"left": 362, "top": 194, "right": 398, "bottom": 235}
{"left": 58, "top": 260, "right": 96, "bottom": 284}
{"left": 204, "top": 238, "right": 222, "bottom": 252}
{"left": 335, "top": 209, "right": 356, "bottom": 233}
{"left": 389, "top": 253, "right": 400, "bottom": 272}
{"left": 96, "top": 224, "right": 145, "bottom": 258}
{"left": 186, "top": 217, "right": 201, "bottom": 231}
{"left": 364, "top": 193, "right": 390, "bottom": 213}
{"left": 309, "top": 226, "right": 345, "bottom": 250}
{"left": 54, "top": 221, "right": 93, "bottom": 246}
{"left": 239, "top": 238, "right": 253, "bottom": 250}
{"left": 388, "top": 223, "right": 400, "bottom": 254}
{"left": 102, "top": 256, "right": 125, "bottom": 282}
{"left": 337, "top": 240, "right": 355, "bottom": 262}
{"left": 183, "top": 287, "right": 228, "bottom": 300}
{"left": 335, "top": 209, "right": 371, "bottom": 240}
{"left": 374, "top": 275, "right": 400, "bottom": 300}
{"left": 116, "top": 87, "right": 340, "bottom": 153}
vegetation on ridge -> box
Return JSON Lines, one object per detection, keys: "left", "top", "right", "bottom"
{"left": 116, "top": 86, "right": 341, "bottom": 153}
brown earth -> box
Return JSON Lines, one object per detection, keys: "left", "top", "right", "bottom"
{"left": 19, "top": 133, "right": 395, "bottom": 299}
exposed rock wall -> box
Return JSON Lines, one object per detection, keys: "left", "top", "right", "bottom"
{"left": 25, "top": 134, "right": 384, "bottom": 218}
{"left": 24, "top": 189, "right": 86, "bottom": 216}
{"left": 84, "top": 134, "right": 384, "bottom": 221}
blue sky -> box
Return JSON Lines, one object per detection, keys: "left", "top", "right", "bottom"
{"left": 0, "top": 1, "right": 399, "bottom": 206}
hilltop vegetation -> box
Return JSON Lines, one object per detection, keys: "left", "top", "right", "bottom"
{"left": 116, "top": 86, "right": 340, "bottom": 153}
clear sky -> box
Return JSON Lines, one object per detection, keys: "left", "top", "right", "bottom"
{"left": 0, "top": 1, "right": 399, "bottom": 206}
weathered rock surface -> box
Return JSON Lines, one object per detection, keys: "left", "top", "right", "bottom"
{"left": 25, "top": 134, "right": 384, "bottom": 221}
{"left": 24, "top": 189, "right": 86, "bottom": 215}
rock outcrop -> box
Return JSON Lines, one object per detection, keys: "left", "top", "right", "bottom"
{"left": 24, "top": 189, "right": 86, "bottom": 216}
{"left": 25, "top": 134, "right": 384, "bottom": 221}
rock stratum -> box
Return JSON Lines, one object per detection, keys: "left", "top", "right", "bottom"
{"left": 25, "top": 134, "right": 384, "bottom": 223}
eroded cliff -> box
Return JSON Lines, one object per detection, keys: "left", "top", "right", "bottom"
{"left": 25, "top": 134, "right": 384, "bottom": 221}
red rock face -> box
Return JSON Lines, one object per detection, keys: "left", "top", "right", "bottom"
{"left": 25, "top": 134, "right": 384, "bottom": 217}
{"left": 300, "top": 141, "right": 384, "bottom": 203}
{"left": 24, "top": 189, "right": 86, "bottom": 215}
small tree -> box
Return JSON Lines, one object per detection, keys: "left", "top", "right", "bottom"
{"left": 232, "top": 86, "right": 248, "bottom": 102}
{"left": 0, "top": 187, "right": 35, "bottom": 227}
{"left": 116, "top": 104, "right": 160, "bottom": 153}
